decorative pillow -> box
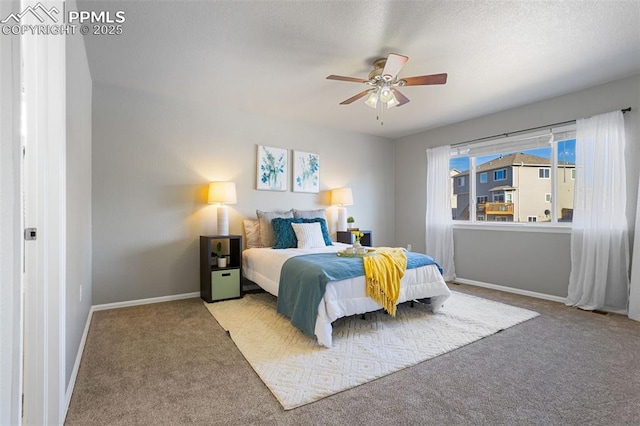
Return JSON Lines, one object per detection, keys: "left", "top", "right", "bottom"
{"left": 299, "top": 218, "right": 332, "bottom": 246}
{"left": 271, "top": 218, "right": 302, "bottom": 249}
{"left": 291, "top": 222, "right": 326, "bottom": 249}
{"left": 243, "top": 219, "right": 262, "bottom": 248}
{"left": 256, "top": 209, "right": 294, "bottom": 247}
{"left": 293, "top": 208, "right": 327, "bottom": 221}
{"left": 271, "top": 217, "right": 332, "bottom": 249}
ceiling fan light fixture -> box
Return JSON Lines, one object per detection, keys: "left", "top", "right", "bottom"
{"left": 364, "top": 91, "right": 379, "bottom": 108}
{"left": 379, "top": 86, "right": 394, "bottom": 103}
{"left": 386, "top": 94, "right": 399, "bottom": 108}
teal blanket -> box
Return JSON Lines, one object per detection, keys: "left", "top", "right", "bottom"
{"left": 276, "top": 251, "right": 442, "bottom": 338}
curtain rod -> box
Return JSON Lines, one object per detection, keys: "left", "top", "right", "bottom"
{"left": 451, "top": 107, "right": 632, "bottom": 148}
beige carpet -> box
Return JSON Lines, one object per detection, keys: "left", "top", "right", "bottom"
{"left": 205, "top": 291, "right": 539, "bottom": 410}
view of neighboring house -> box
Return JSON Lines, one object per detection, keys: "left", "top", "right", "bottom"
{"left": 452, "top": 152, "right": 575, "bottom": 222}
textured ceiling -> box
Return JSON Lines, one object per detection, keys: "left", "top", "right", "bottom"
{"left": 79, "top": 0, "right": 640, "bottom": 139}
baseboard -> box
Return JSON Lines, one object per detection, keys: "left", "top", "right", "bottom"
{"left": 92, "top": 291, "right": 200, "bottom": 311}
{"left": 64, "top": 307, "right": 93, "bottom": 418}
{"left": 63, "top": 291, "right": 201, "bottom": 421}
{"left": 453, "top": 278, "right": 566, "bottom": 303}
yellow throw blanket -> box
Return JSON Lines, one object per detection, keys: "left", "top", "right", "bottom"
{"left": 363, "top": 247, "right": 407, "bottom": 316}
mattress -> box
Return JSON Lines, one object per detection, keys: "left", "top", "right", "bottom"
{"left": 242, "top": 243, "right": 451, "bottom": 347}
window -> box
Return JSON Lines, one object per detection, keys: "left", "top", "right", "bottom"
{"left": 557, "top": 138, "right": 575, "bottom": 221}
{"left": 450, "top": 130, "right": 576, "bottom": 224}
{"left": 539, "top": 168, "right": 550, "bottom": 179}
{"left": 457, "top": 176, "right": 465, "bottom": 187}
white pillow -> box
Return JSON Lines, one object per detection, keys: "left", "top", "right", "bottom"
{"left": 291, "top": 222, "right": 326, "bottom": 249}
{"left": 243, "top": 219, "right": 261, "bottom": 248}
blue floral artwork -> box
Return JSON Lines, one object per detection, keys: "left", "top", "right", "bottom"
{"left": 256, "top": 145, "right": 288, "bottom": 191}
{"left": 293, "top": 151, "right": 320, "bottom": 193}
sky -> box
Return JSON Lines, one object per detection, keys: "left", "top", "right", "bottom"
{"left": 450, "top": 139, "right": 576, "bottom": 172}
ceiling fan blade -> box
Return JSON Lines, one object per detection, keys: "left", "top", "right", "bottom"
{"left": 327, "top": 75, "right": 368, "bottom": 83}
{"left": 382, "top": 53, "right": 409, "bottom": 79}
{"left": 392, "top": 88, "right": 410, "bottom": 107}
{"left": 340, "top": 90, "right": 371, "bottom": 105}
{"left": 401, "top": 73, "right": 448, "bottom": 86}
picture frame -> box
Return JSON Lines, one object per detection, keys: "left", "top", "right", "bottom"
{"left": 256, "top": 145, "right": 288, "bottom": 191}
{"left": 292, "top": 150, "right": 320, "bottom": 193}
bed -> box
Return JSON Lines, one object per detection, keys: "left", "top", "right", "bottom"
{"left": 242, "top": 242, "right": 451, "bottom": 348}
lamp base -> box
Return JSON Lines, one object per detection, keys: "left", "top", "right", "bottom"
{"left": 337, "top": 207, "right": 347, "bottom": 232}
{"left": 217, "top": 206, "right": 229, "bottom": 236}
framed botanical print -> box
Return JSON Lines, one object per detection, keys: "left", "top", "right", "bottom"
{"left": 256, "top": 145, "right": 288, "bottom": 191}
{"left": 292, "top": 150, "right": 320, "bottom": 193}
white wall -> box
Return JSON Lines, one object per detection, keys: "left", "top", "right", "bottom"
{"left": 92, "top": 83, "right": 395, "bottom": 304}
{"left": 65, "top": 19, "right": 92, "bottom": 389}
{"left": 0, "top": 1, "right": 22, "bottom": 423}
{"left": 395, "top": 75, "right": 640, "bottom": 297}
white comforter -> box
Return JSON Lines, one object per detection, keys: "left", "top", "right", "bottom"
{"left": 242, "top": 243, "right": 451, "bottom": 347}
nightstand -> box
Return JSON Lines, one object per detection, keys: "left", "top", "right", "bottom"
{"left": 200, "top": 235, "right": 242, "bottom": 303}
{"left": 336, "top": 230, "right": 372, "bottom": 247}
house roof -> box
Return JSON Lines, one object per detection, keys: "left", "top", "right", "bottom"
{"left": 452, "top": 152, "right": 574, "bottom": 177}
{"left": 477, "top": 153, "right": 549, "bottom": 172}
{"left": 489, "top": 185, "right": 516, "bottom": 192}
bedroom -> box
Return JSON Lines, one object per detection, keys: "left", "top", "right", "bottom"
{"left": 1, "top": 0, "right": 640, "bottom": 424}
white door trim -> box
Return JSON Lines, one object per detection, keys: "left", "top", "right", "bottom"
{"left": 21, "top": 0, "right": 67, "bottom": 423}
{"left": 0, "top": 0, "right": 23, "bottom": 424}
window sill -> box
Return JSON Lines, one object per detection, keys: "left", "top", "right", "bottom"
{"left": 452, "top": 222, "right": 572, "bottom": 234}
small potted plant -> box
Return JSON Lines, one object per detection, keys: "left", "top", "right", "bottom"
{"left": 347, "top": 216, "right": 357, "bottom": 231}
{"left": 215, "top": 242, "right": 227, "bottom": 268}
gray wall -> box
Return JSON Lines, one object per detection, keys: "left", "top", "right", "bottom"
{"left": 65, "top": 20, "right": 93, "bottom": 388}
{"left": 92, "top": 83, "right": 395, "bottom": 304}
{"left": 395, "top": 74, "right": 640, "bottom": 297}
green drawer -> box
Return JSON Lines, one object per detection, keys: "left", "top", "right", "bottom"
{"left": 211, "top": 269, "right": 240, "bottom": 301}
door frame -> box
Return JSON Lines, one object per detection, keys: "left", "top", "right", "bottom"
{"left": 21, "top": 0, "right": 67, "bottom": 423}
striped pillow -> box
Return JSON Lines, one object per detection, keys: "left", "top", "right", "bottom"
{"left": 291, "top": 222, "right": 326, "bottom": 249}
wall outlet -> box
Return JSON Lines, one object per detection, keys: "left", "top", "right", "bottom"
{"left": 79, "top": 285, "right": 83, "bottom": 302}
{"left": 407, "top": 244, "right": 412, "bottom": 251}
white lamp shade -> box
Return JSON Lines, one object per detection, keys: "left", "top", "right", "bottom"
{"left": 379, "top": 86, "right": 393, "bottom": 103}
{"left": 331, "top": 187, "right": 353, "bottom": 206}
{"left": 364, "top": 91, "right": 379, "bottom": 109}
{"left": 208, "top": 181, "right": 237, "bottom": 204}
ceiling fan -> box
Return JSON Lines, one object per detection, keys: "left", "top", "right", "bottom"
{"left": 326, "top": 53, "right": 447, "bottom": 124}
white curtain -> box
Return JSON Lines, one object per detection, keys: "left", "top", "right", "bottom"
{"left": 426, "top": 145, "right": 456, "bottom": 281}
{"left": 566, "top": 111, "right": 629, "bottom": 312}
{"left": 629, "top": 177, "right": 640, "bottom": 321}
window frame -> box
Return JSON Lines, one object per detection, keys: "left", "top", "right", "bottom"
{"left": 479, "top": 172, "right": 488, "bottom": 183}
{"left": 493, "top": 169, "right": 507, "bottom": 181}
{"left": 538, "top": 167, "right": 550, "bottom": 179}
{"left": 449, "top": 125, "right": 576, "bottom": 230}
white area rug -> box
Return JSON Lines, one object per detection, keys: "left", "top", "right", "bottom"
{"left": 205, "top": 291, "right": 539, "bottom": 410}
